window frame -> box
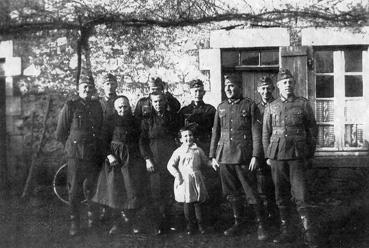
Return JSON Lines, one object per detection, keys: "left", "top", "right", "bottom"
{"left": 313, "top": 46, "right": 369, "bottom": 155}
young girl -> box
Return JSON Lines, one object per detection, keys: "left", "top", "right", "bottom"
{"left": 92, "top": 96, "right": 142, "bottom": 235}
{"left": 167, "top": 128, "right": 211, "bottom": 235}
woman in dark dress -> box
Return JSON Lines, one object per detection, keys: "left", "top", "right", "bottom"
{"left": 92, "top": 95, "right": 142, "bottom": 235}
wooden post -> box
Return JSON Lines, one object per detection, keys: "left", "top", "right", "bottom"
{"left": 0, "top": 76, "right": 9, "bottom": 192}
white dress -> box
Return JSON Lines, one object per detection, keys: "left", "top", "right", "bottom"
{"left": 167, "top": 143, "right": 209, "bottom": 203}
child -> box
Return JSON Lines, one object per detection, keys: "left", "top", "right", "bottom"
{"left": 92, "top": 96, "right": 142, "bottom": 235}
{"left": 167, "top": 128, "right": 211, "bottom": 235}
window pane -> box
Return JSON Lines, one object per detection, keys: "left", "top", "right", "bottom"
{"left": 345, "top": 124, "right": 364, "bottom": 147}
{"left": 240, "top": 51, "right": 259, "bottom": 65}
{"left": 222, "top": 51, "right": 239, "bottom": 67}
{"left": 315, "top": 51, "right": 333, "bottom": 73}
{"left": 345, "top": 49, "right": 362, "bottom": 72}
{"left": 317, "top": 125, "right": 335, "bottom": 148}
{"left": 316, "top": 100, "right": 334, "bottom": 122}
{"left": 260, "top": 51, "right": 279, "bottom": 65}
{"left": 345, "top": 99, "right": 367, "bottom": 125}
{"left": 316, "top": 75, "right": 334, "bottom": 98}
{"left": 345, "top": 75, "right": 363, "bottom": 97}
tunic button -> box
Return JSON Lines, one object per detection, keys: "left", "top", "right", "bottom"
{"left": 230, "top": 128, "right": 233, "bottom": 131}
{"left": 230, "top": 138, "right": 233, "bottom": 141}
{"left": 93, "top": 134, "right": 96, "bottom": 137}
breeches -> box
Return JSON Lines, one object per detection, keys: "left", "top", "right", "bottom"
{"left": 219, "top": 164, "right": 260, "bottom": 205}
{"left": 270, "top": 159, "right": 309, "bottom": 212}
{"left": 67, "top": 158, "right": 99, "bottom": 216}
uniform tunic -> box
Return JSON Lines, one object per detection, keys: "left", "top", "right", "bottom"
{"left": 210, "top": 98, "right": 262, "bottom": 163}
{"left": 262, "top": 95, "right": 317, "bottom": 212}
{"left": 139, "top": 110, "right": 180, "bottom": 203}
{"left": 55, "top": 97, "right": 103, "bottom": 215}
{"left": 92, "top": 114, "right": 141, "bottom": 209}
{"left": 167, "top": 143, "right": 209, "bottom": 203}
{"left": 209, "top": 97, "right": 262, "bottom": 203}
{"left": 179, "top": 101, "right": 216, "bottom": 155}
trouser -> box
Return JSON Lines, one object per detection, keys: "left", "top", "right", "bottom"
{"left": 269, "top": 159, "right": 309, "bottom": 215}
{"left": 219, "top": 164, "right": 261, "bottom": 205}
{"left": 257, "top": 163, "right": 277, "bottom": 215}
{"left": 67, "top": 158, "right": 100, "bottom": 218}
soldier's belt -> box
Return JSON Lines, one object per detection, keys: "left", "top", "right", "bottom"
{"left": 272, "top": 127, "right": 306, "bottom": 136}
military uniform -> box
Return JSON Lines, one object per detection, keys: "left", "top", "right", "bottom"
{"left": 139, "top": 109, "right": 180, "bottom": 231}
{"left": 210, "top": 97, "right": 262, "bottom": 200}
{"left": 263, "top": 93, "right": 318, "bottom": 247}
{"left": 100, "top": 94, "right": 117, "bottom": 120}
{"left": 263, "top": 95, "right": 317, "bottom": 211}
{"left": 55, "top": 97, "right": 103, "bottom": 225}
{"left": 179, "top": 100, "right": 215, "bottom": 155}
{"left": 256, "top": 98, "right": 277, "bottom": 219}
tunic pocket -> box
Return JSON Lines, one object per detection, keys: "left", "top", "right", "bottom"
{"left": 267, "top": 137, "right": 280, "bottom": 159}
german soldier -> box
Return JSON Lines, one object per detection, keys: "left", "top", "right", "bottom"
{"left": 255, "top": 76, "right": 278, "bottom": 222}
{"left": 139, "top": 92, "right": 180, "bottom": 235}
{"left": 178, "top": 79, "right": 219, "bottom": 227}
{"left": 97, "top": 73, "right": 118, "bottom": 221}
{"left": 210, "top": 74, "right": 267, "bottom": 240}
{"left": 55, "top": 77, "right": 103, "bottom": 236}
{"left": 262, "top": 68, "right": 319, "bottom": 248}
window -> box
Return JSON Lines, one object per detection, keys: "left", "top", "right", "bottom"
{"left": 314, "top": 47, "right": 367, "bottom": 151}
{"left": 221, "top": 49, "right": 279, "bottom": 68}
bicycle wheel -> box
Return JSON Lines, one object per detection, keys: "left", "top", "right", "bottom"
{"left": 53, "top": 163, "right": 69, "bottom": 205}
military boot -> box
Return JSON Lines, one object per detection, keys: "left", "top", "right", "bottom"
{"left": 273, "top": 209, "right": 294, "bottom": 243}
{"left": 224, "top": 199, "right": 242, "bottom": 236}
{"left": 301, "top": 215, "right": 319, "bottom": 248}
{"left": 87, "top": 211, "right": 95, "bottom": 228}
{"left": 253, "top": 205, "right": 268, "bottom": 241}
{"left": 69, "top": 215, "right": 80, "bottom": 236}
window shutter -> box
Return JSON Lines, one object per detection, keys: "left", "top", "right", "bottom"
{"left": 280, "top": 46, "right": 311, "bottom": 99}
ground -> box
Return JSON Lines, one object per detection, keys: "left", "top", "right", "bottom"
{"left": 1, "top": 187, "right": 369, "bottom": 248}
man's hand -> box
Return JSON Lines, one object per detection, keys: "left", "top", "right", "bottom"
{"left": 248, "top": 157, "right": 258, "bottom": 171}
{"left": 145, "top": 159, "right": 155, "bottom": 173}
{"left": 266, "top": 159, "right": 272, "bottom": 166}
{"left": 211, "top": 158, "right": 219, "bottom": 171}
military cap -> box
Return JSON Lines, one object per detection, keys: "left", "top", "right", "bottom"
{"left": 79, "top": 75, "right": 95, "bottom": 87}
{"left": 102, "top": 73, "right": 117, "bottom": 83}
{"left": 277, "top": 68, "right": 293, "bottom": 82}
{"left": 149, "top": 77, "right": 165, "bottom": 89}
{"left": 257, "top": 76, "right": 274, "bottom": 88}
{"left": 224, "top": 73, "right": 242, "bottom": 86}
{"left": 189, "top": 79, "right": 204, "bottom": 88}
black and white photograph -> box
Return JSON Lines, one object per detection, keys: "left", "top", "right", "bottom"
{"left": 1, "top": 0, "right": 369, "bottom": 247}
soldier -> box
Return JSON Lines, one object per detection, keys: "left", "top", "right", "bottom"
{"left": 139, "top": 92, "right": 180, "bottom": 235}
{"left": 178, "top": 79, "right": 219, "bottom": 227}
{"left": 255, "top": 76, "right": 278, "bottom": 222}
{"left": 179, "top": 79, "right": 215, "bottom": 155}
{"left": 55, "top": 78, "right": 103, "bottom": 236}
{"left": 134, "top": 77, "right": 180, "bottom": 122}
{"left": 262, "top": 68, "right": 319, "bottom": 248}
{"left": 99, "top": 73, "right": 118, "bottom": 120}
{"left": 97, "top": 73, "right": 118, "bottom": 221}
{"left": 210, "top": 74, "right": 267, "bottom": 240}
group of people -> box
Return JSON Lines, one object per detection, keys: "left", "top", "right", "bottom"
{"left": 55, "top": 68, "right": 319, "bottom": 248}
